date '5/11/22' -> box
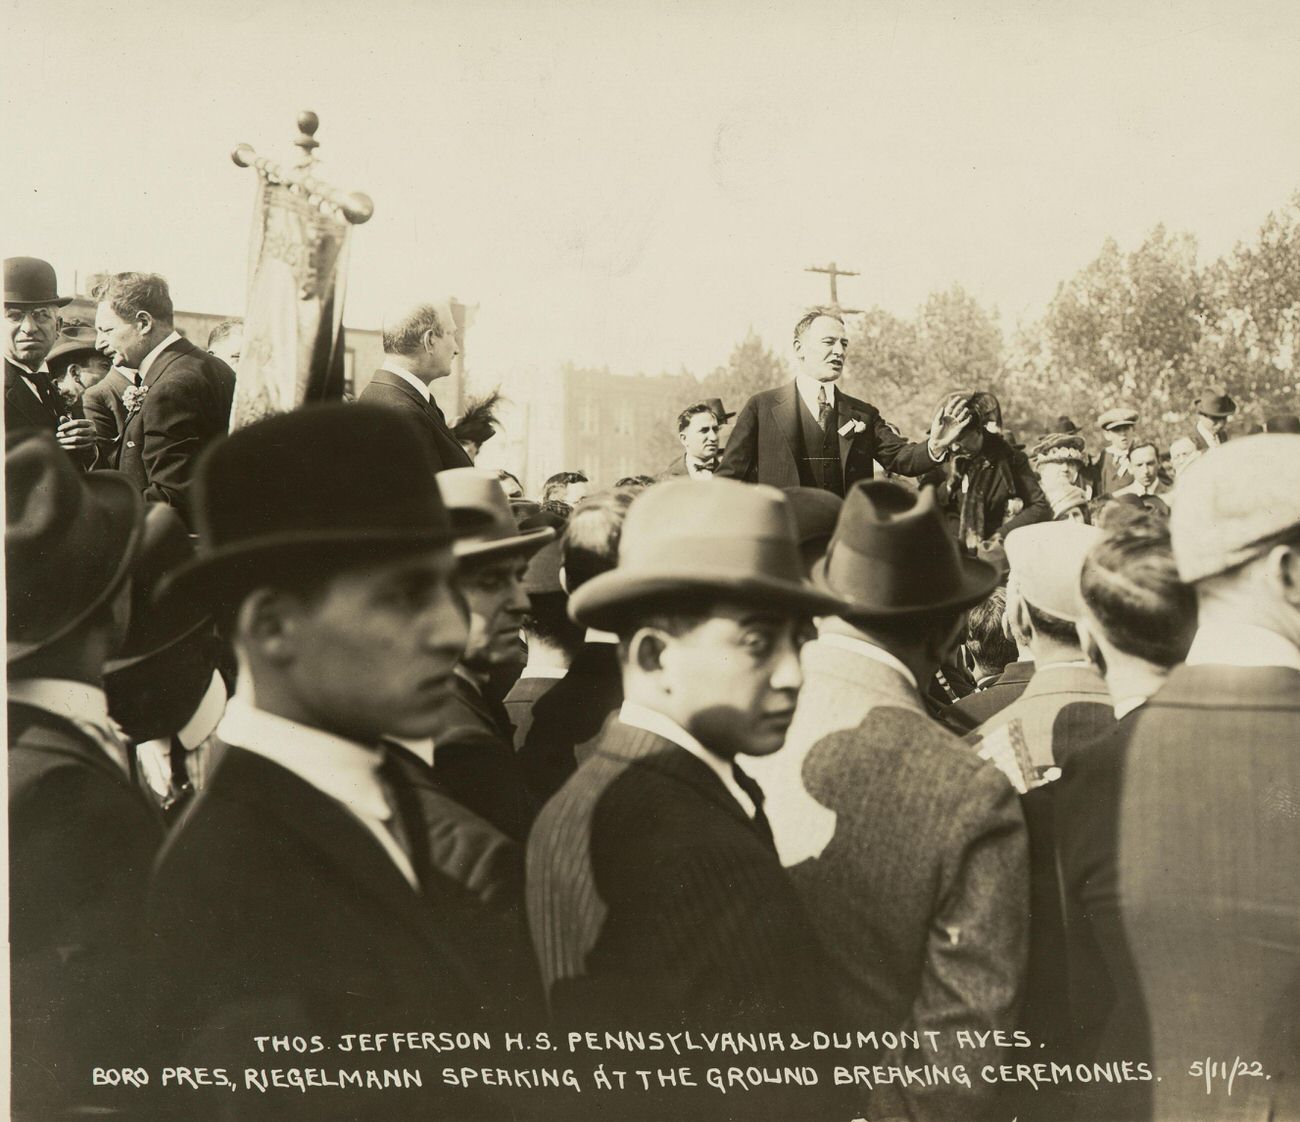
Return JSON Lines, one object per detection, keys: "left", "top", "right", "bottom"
{"left": 1188, "top": 1058, "right": 1269, "bottom": 1096}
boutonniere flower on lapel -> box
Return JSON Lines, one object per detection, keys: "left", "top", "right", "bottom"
{"left": 837, "top": 418, "right": 868, "bottom": 437}
{"left": 122, "top": 384, "right": 148, "bottom": 416}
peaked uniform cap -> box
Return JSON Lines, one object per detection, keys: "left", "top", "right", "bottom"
{"left": 812, "top": 481, "right": 997, "bottom": 618}
{"left": 157, "top": 403, "right": 459, "bottom": 608}
{"left": 4, "top": 256, "right": 73, "bottom": 307}
{"left": 1170, "top": 434, "right": 1300, "bottom": 582}
{"left": 569, "top": 479, "right": 846, "bottom": 629}
{"left": 1098, "top": 407, "right": 1140, "bottom": 431}
{"left": 1003, "top": 521, "right": 1103, "bottom": 622}
{"left": 6, "top": 431, "right": 143, "bottom": 662}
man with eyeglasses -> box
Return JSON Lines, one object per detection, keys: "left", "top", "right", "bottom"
{"left": 4, "top": 257, "right": 97, "bottom": 466}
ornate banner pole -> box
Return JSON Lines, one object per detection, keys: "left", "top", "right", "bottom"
{"left": 227, "top": 112, "right": 373, "bottom": 429}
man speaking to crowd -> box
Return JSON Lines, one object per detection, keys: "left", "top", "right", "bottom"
{"left": 717, "top": 308, "right": 973, "bottom": 495}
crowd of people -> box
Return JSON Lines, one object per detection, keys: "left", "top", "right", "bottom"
{"left": 5, "top": 255, "right": 1300, "bottom": 1122}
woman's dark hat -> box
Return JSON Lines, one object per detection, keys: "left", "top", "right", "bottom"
{"left": 6, "top": 431, "right": 143, "bottom": 662}
{"left": 105, "top": 505, "right": 212, "bottom": 673}
{"left": 569, "top": 479, "right": 847, "bottom": 630}
{"left": 157, "top": 404, "right": 459, "bottom": 610}
{"left": 4, "top": 256, "right": 73, "bottom": 308}
{"left": 812, "top": 480, "right": 998, "bottom": 618}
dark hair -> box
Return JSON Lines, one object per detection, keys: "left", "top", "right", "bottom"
{"left": 542, "top": 471, "right": 588, "bottom": 504}
{"left": 522, "top": 592, "right": 584, "bottom": 656}
{"left": 382, "top": 303, "right": 445, "bottom": 355}
{"left": 1025, "top": 601, "right": 1082, "bottom": 649}
{"left": 614, "top": 475, "right": 657, "bottom": 491}
{"left": 793, "top": 306, "right": 845, "bottom": 346}
{"left": 562, "top": 489, "right": 635, "bottom": 593}
{"left": 1129, "top": 441, "right": 1159, "bottom": 461}
{"left": 207, "top": 318, "right": 243, "bottom": 349}
{"left": 676, "top": 402, "right": 719, "bottom": 433}
{"left": 965, "top": 587, "right": 1016, "bottom": 674}
{"left": 94, "top": 272, "right": 174, "bottom": 324}
{"left": 539, "top": 499, "right": 572, "bottom": 520}
{"left": 1081, "top": 525, "right": 1196, "bottom": 667}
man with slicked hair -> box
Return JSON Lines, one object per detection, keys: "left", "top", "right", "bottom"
{"left": 360, "top": 301, "right": 471, "bottom": 471}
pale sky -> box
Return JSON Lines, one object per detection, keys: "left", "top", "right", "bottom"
{"left": 5, "top": 0, "right": 1299, "bottom": 389}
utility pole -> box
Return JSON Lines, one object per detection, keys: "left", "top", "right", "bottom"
{"left": 804, "top": 261, "right": 862, "bottom": 314}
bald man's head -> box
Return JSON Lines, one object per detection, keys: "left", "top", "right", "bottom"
{"left": 381, "top": 302, "right": 459, "bottom": 382}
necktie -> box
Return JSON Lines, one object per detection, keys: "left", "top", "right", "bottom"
{"left": 731, "top": 763, "right": 776, "bottom": 851}
{"left": 816, "top": 386, "right": 843, "bottom": 496}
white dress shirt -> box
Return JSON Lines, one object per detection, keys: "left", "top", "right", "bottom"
{"left": 816, "top": 631, "right": 920, "bottom": 692}
{"left": 136, "top": 670, "right": 227, "bottom": 799}
{"left": 795, "top": 373, "right": 837, "bottom": 421}
{"left": 618, "top": 700, "right": 756, "bottom": 817}
{"left": 138, "top": 330, "right": 182, "bottom": 382}
{"left": 519, "top": 665, "right": 569, "bottom": 681}
{"left": 685, "top": 454, "right": 717, "bottom": 480}
{"left": 7, "top": 678, "right": 128, "bottom": 771}
{"left": 1185, "top": 621, "right": 1300, "bottom": 673}
{"left": 380, "top": 359, "right": 431, "bottom": 403}
{"left": 217, "top": 698, "right": 419, "bottom": 888}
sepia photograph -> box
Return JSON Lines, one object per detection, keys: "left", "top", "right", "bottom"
{"left": 3, "top": 1, "right": 1298, "bottom": 1119}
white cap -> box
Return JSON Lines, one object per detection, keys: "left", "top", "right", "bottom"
{"left": 1004, "top": 521, "right": 1104, "bottom": 622}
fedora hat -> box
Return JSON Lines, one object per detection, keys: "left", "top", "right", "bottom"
{"left": 46, "top": 323, "right": 101, "bottom": 370}
{"left": 1193, "top": 387, "right": 1236, "bottom": 418}
{"left": 4, "top": 256, "right": 73, "bottom": 308}
{"left": 6, "top": 431, "right": 143, "bottom": 663}
{"left": 105, "top": 505, "right": 212, "bottom": 673}
{"left": 704, "top": 398, "right": 736, "bottom": 423}
{"left": 569, "top": 479, "right": 846, "bottom": 630}
{"left": 812, "top": 481, "right": 998, "bottom": 619}
{"left": 158, "top": 403, "right": 459, "bottom": 609}
{"left": 437, "top": 467, "right": 555, "bottom": 563}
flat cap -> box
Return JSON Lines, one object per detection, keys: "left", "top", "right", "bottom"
{"left": 1004, "top": 521, "right": 1103, "bottom": 622}
{"left": 1097, "top": 407, "right": 1139, "bottom": 431}
{"left": 1170, "top": 434, "right": 1300, "bottom": 582}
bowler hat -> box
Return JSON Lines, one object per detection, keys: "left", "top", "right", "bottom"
{"left": 437, "top": 468, "right": 555, "bottom": 563}
{"left": 1193, "top": 388, "right": 1236, "bottom": 418}
{"left": 106, "top": 505, "right": 212, "bottom": 673}
{"left": 570, "top": 479, "right": 845, "bottom": 630}
{"left": 6, "top": 431, "right": 143, "bottom": 662}
{"left": 812, "top": 481, "right": 998, "bottom": 619}
{"left": 4, "top": 256, "right": 73, "bottom": 308}
{"left": 157, "top": 404, "right": 459, "bottom": 608}
{"left": 704, "top": 398, "right": 736, "bottom": 423}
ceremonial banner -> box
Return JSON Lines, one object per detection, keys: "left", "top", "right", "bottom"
{"left": 229, "top": 178, "right": 350, "bottom": 429}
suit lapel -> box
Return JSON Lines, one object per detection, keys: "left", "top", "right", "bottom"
{"left": 769, "top": 383, "right": 801, "bottom": 465}
{"left": 141, "top": 338, "right": 193, "bottom": 390}
{"left": 5, "top": 363, "right": 59, "bottom": 428}
{"left": 212, "top": 745, "right": 450, "bottom": 952}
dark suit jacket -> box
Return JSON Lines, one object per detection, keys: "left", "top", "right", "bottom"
{"left": 1091, "top": 448, "right": 1134, "bottom": 497}
{"left": 519, "top": 640, "right": 623, "bottom": 803}
{"left": 8, "top": 701, "right": 164, "bottom": 1114}
{"left": 503, "top": 673, "right": 562, "bottom": 751}
{"left": 5, "top": 359, "right": 95, "bottom": 468}
{"left": 764, "top": 640, "right": 1028, "bottom": 1122}
{"left": 1057, "top": 665, "right": 1300, "bottom": 1122}
{"left": 116, "top": 338, "right": 235, "bottom": 526}
{"left": 430, "top": 672, "right": 537, "bottom": 842}
{"left": 527, "top": 719, "right": 834, "bottom": 1031}
{"left": 919, "top": 433, "right": 1052, "bottom": 540}
{"left": 81, "top": 367, "right": 130, "bottom": 462}
{"left": 359, "top": 368, "right": 473, "bottom": 471}
{"left": 946, "top": 659, "right": 1035, "bottom": 727}
{"left": 717, "top": 381, "right": 937, "bottom": 489}
{"left": 149, "top": 743, "right": 494, "bottom": 1118}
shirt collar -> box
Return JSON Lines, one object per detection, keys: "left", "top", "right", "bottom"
{"left": 381, "top": 359, "right": 431, "bottom": 403}
{"left": 7, "top": 678, "right": 123, "bottom": 769}
{"left": 8, "top": 357, "right": 50, "bottom": 376}
{"left": 795, "top": 373, "right": 837, "bottom": 418}
{"left": 520, "top": 665, "right": 569, "bottom": 681}
{"left": 1113, "top": 695, "right": 1147, "bottom": 720}
{"left": 178, "top": 670, "right": 228, "bottom": 748}
{"left": 618, "top": 700, "right": 755, "bottom": 817}
{"left": 1185, "top": 621, "right": 1300, "bottom": 673}
{"left": 584, "top": 628, "right": 619, "bottom": 644}
{"left": 686, "top": 455, "right": 717, "bottom": 478}
{"left": 217, "top": 698, "right": 391, "bottom": 823}
{"left": 139, "top": 330, "right": 182, "bottom": 381}
{"left": 816, "top": 631, "right": 920, "bottom": 691}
